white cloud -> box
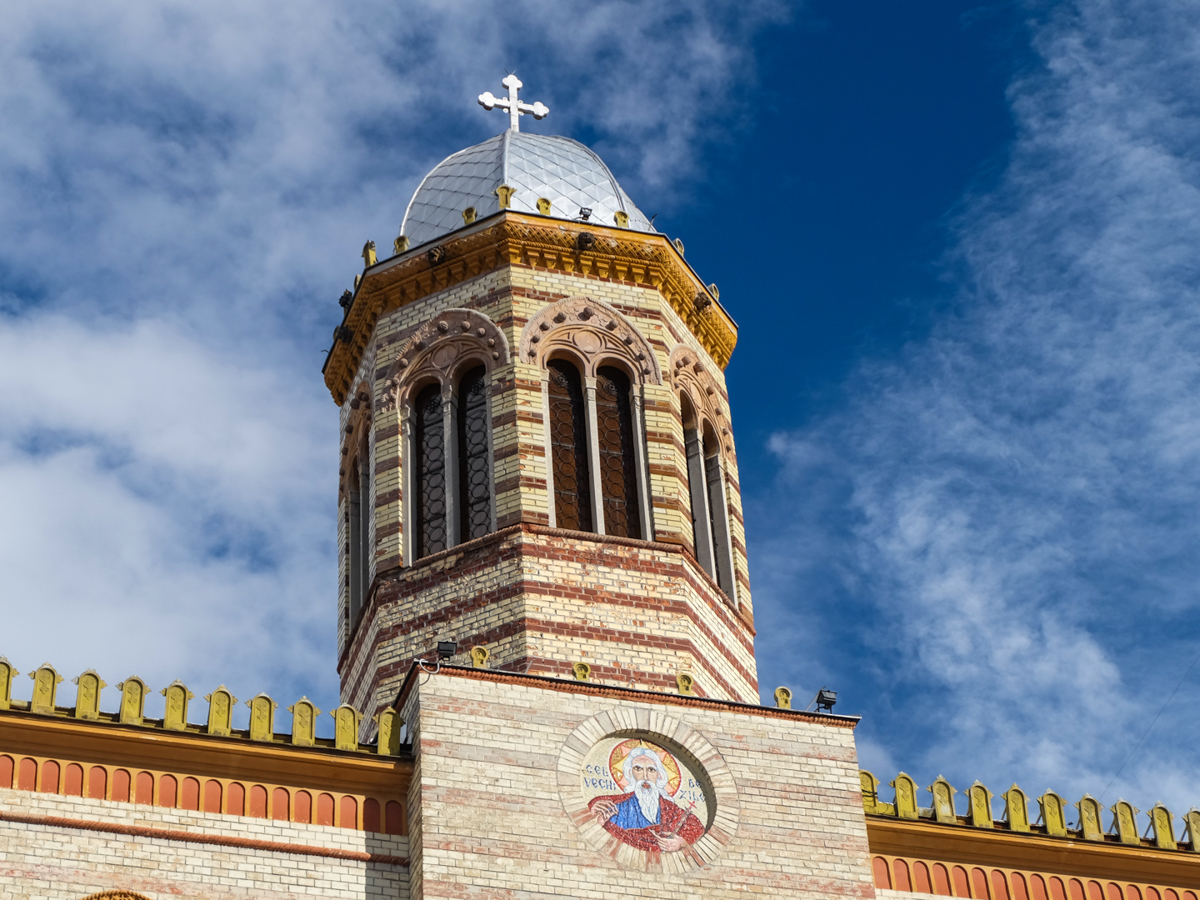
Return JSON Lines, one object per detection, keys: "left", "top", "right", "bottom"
{"left": 759, "top": 0, "right": 1200, "bottom": 813}
{"left": 0, "top": 314, "right": 333, "bottom": 724}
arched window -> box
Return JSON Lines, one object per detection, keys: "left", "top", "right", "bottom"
{"left": 456, "top": 365, "right": 492, "bottom": 541}
{"left": 403, "top": 366, "right": 496, "bottom": 563}
{"left": 595, "top": 366, "right": 640, "bottom": 539}
{"left": 702, "top": 423, "right": 736, "bottom": 599}
{"left": 681, "top": 394, "right": 714, "bottom": 575}
{"left": 548, "top": 358, "right": 593, "bottom": 532}
{"left": 347, "top": 438, "right": 371, "bottom": 627}
{"left": 357, "top": 449, "right": 370, "bottom": 609}
{"left": 414, "top": 383, "right": 448, "bottom": 558}
{"left": 348, "top": 456, "right": 362, "bottom": 622}
{"left": 680, "top": 392, "right": 736, "bottom": 600}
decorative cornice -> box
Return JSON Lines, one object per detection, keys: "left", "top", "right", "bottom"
{"left": 0, "top": 709, "right": 410, "bottom": 795}
{"left": 324, "top": 213, "right": 737, "bottom": 405}
{"left": 866, "top": 816, "right": 1200, "bottom": 888}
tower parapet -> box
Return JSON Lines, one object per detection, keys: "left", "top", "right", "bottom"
{"left": 861, "top": 769, "right": 1200, "bottom": 898}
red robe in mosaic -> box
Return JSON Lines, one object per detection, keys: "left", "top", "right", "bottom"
{"left": 589, "top": 792, "right": 705, "bottom": 852}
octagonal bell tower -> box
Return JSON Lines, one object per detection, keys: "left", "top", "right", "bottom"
{"left": 325, "top": 77, "right": 757, "bottom": 729}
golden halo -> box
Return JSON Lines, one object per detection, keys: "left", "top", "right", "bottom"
{"left": 608, "top": 739, "right": 682, "bottom": 796}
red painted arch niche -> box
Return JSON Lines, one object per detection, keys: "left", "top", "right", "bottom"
{"left": 871, "top": 855, "right": 1190, "bottom": 900}
{"left": 0, "top": 754, "right": 404, "bottom": 834}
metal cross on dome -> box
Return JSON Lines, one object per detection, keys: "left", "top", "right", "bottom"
{"left": 478, "top": 74, "right": 548, "bottom": 132}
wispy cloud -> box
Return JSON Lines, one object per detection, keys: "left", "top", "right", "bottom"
{"left": 0, "top": 0, "right": 786, "bottom": 728}
{"left": 758, "top": 0, "right": 1200, "bottom": 811}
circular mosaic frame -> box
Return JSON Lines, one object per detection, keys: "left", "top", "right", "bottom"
{"left": 557, "top": 708, "right": 740, "bottom": 874}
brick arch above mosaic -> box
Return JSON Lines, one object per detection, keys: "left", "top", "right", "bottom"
{"left": 384, "top": 308, "right": 510, "bottom": 409}
{"left": 519, "top": 296, "right": 663, "bottom": 385}
{"left": 82, "top": 893, "right": 154, "bottom": 900}
{"left": 669, "top": 344, "right": 733, "bottom": 458}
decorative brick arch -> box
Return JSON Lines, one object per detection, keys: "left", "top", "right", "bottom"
{"left": 82, "top": 893, "right": 154, "bottom": 900}
{"left": 557, "top": 708, "right": 740, "bottom": 873}
{"left": 338, "top": 379, "right": 373, "bottom": 501}
{"left": 669, "top": 344, "right": 733, "bottom": 458}
{"left": 519, "top": 296, "right": 663, "bottom": 384}
{"left": 385, "top": 308, "right": 510, "bottom": 409}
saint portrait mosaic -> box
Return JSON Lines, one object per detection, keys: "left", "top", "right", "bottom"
{"left": 558, "top": 712, "right": 740, "bottom": 873}
{"left": 580, "top": 737, "right": 711, "bottom": 854}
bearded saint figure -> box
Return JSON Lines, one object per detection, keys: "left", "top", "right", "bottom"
{"left": 588, "top": 746, "right": 706, "bottom": 852}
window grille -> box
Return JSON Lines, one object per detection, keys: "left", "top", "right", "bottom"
{"left": 457, "top": 366, "right": 492, "bottom": 541}
{"left": 548, "top": 359, "right": 593, "bottom": 532}
{"left": 705, "top": 450, "right": 725, "bottom": 588}
{"left": 595, "top": 366, "right": 640, "bottom": 539}
{"left": 415, "top": 383, "right": 448, "bottom": 557}
{"left": 348, "top": 457, "right": 363, "bottom": 622}
{"left": 357, "top": 450, "right": 370, "bottom": 611}
{"left": 703, "top": 425, "right": 736, "bottom": 599}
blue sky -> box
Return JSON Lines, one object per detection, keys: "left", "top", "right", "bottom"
{"left": 2, "top": 0, "right": 1198, "bottom": 819}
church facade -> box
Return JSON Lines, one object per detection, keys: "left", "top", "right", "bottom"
{"left": 1, "top": 77, "right": 1197, "bottom": 900}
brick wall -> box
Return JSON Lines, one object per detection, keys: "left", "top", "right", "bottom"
{"left": 0, "top": 788, "right": 409, "bottom": 900}
{"left": 399, "top": 667, "right": 874, "bottom": 900}
{"left": 340, "top": 525, "right": 759, "bottom": 723}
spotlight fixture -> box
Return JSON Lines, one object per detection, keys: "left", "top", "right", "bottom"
{"left": 815, "top": 688, "right": 838, "bottom": 713}
{"left": 578, "top": 207, "right": 592, "bottom": 221}
{"left": 436, "top": 641, "right": 457, "bottom": 661}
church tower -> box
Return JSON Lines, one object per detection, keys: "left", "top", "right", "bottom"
{"left": 327, "top": 75, "right": 758, "bottom": 723}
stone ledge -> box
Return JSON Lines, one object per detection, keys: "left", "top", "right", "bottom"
{"left": 393, "top": 663, "right": 859, "bottom": 729}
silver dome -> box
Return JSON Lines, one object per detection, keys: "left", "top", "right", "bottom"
{"left": 401, "top": 131, "right": 655, "bottom": 247}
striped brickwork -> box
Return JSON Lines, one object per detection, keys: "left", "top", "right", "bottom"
{"left": 0, "top": 698, "right": 411, "bottom": 899}
{"left": 339, "top": 524, "right": 758, "bottom": 722}
{"left": 0, "top": 788, "right": 409, "bottom": 900}
{"left": 335, "top": 224, "right": 757, "bottom": 716}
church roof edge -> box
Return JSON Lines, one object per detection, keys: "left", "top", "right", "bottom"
{"left": 392, "top": 662, "right": 859, "bottom": 729}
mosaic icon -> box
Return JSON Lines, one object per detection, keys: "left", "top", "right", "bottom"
{"left": 581, "top": 737, "right": 709, "bottom": 853}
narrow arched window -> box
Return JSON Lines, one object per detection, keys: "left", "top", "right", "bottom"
{"left": 548, "top": 358, "right": 593, "bottom": 531}
{"left": 348, "top": 456, "right": 363, "bottom": 623}
{"left": 356, "top": 446, "right": 370, "bottom": 617}
{"left": 595, "top": 365, "right": 641, "bottom": 539}
{"left": 414, "top": 383, "right": 448, "bottom": 558}
{"left": 703, "top": 424, "right": 736, "bottom": 599}
{"left": 457, "top": 365, "right": 492, "bottom": 541}
{"left": 681, "top": 394, "right": 714, "bottom": 575}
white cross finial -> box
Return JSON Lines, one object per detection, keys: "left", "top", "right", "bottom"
{"left": 478, "top": 74, "right": 548, "bottom": 132}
